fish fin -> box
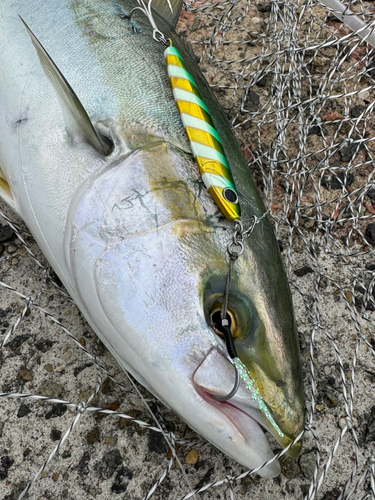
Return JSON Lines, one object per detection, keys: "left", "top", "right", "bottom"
{"left": 0, "top": 166, "right": 23, "bottom": 217}
{"left": 19, "top": 16, "right": 113, "bottom": 156}
{"left": 152, "top": 0, "right": 184, "bottom": 28}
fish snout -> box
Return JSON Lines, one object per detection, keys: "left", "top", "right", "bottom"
{"left": 193, "top": 348, "right": 304, "bottom": 461}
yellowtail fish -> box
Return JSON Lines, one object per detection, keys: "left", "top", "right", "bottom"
{"left": 0, "top": 0, "right": 304, "bottom": 478}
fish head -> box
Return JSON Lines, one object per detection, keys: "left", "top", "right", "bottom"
{"left": 196, "top": 230, "right": 305, "bottom": 459}
{"left": 66, "top": 141, "right": 304, "bottom": 477}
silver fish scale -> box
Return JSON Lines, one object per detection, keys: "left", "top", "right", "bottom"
{"left": 67, "top": 0, "right": 189, "bottom": 152}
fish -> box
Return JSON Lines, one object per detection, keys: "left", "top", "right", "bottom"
{"left": 0, "top": 0, "right": 304, "bottom": 477}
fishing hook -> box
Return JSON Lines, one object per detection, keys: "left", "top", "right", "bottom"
{"left": 211, "top": 354, "right": 240, "bottom": 402}
{"left": 130, "top": 0, "right": 169, "bottom": 45}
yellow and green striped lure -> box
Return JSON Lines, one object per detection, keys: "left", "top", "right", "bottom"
{"left": 164, "top": 43, "right": 241, "bottom": 221}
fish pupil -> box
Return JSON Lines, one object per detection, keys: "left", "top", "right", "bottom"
{"left": 222, "top": 188, "right": 238, "bottom": 204}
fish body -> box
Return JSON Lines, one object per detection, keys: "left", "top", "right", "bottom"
{"left": 0, "top": 0, "right": 304, "bottom": 477}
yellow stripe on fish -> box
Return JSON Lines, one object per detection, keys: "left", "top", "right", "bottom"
{"left": 165, "top": 43, "right": 240, "bottom": 221}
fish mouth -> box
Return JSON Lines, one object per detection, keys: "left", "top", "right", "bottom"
{"left": 198, "top": 386, "right": 274, "bottom": 465}
{"left": 193, "top": 348, "right": 301, "bottom": 473}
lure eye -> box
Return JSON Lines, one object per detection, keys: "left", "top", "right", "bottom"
{"left": 210, "top": 303, "right": 239, "bottom": 339}
{"left": 222, "top": 188, "right": 238, "bottom": 204}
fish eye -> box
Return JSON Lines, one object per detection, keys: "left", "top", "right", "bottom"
{"left": 209, "top": 302, "right": 239, "bottom": 338}
{"left": 222, "top": 188, "right": 238, "bottom": 204}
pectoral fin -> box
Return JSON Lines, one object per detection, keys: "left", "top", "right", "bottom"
{"left": 0, "top": 166, "right": 22, "bottom": 217}
{"left": 20, "top": 17, "right": 113, "bottom": 156}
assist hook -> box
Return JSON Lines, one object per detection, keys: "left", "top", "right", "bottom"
{"left": 211, "top": 317, "right": 240, "bottom": 401}
{"left": 211, "top": 237, "right": 243, "bottom": 402}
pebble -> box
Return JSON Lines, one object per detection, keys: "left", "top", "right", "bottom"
{"left": 118, "top": 417, "right": 127, "bottom": 429}
{"left": 17, "top": 404, "right": 31, "bottom": 418}
{"left": 78, "top": 337, "right": 86, "bottom": 346}
{"left": 299, "top": 451, "right": 316, "bottom": 479}
{"left": 105, "top": 436, "right": 118, "bottom": 446}
{"left": 365, "top": 406, "right": 375, "bottom": 442}
{"left": 314, "top": 56, "right": 327, "bottom": 67}
{"left": 23, "top": 448, "right": 31, "bottom": 458}
{"left": 38, "top": 380, "right": 64, "bottom": 399}
{"left": 338, "top": 417, "right": 358, "bottom": 429}
{"left": 185, "top": 449, "right": 198, "bottom": 464}
{"left": 325, "top": 366, "right": 332, "bottom": 376}
{"left": 358, "top": 89, "right": 370, "bottom": 100}
{"left": 101, "top": 377, "right": 115, "bottom": 395}
{"left": 351, "top": 105, "right": 365, "bottom": 118}
{"left": 304, "top": 218, "right": 315, "bottom": 229}
{"left": 244, "top": 91, "right": 260, "bottom": 112}
{"left": 0, "top": 456, "right": 14, "bottom": 480}
{"left": 45, "top": 404, "right": 67, "bottom": 419}
{"left": 345, "top": 291, "right": 353, "bottom": 302}
{"left": 95, "top": 401, "right": 120, "bottom": 421}
{"left": 76, "top": 451, "right": 90, "bottom": 477}
{"left": 0, "top": 224, "right": 15, "bottom": 243}
{"left": 35, "top": 339, "right": 55, "bottom": 352}
{"left": 294, "top": 266, "right": 313, "bottom": 277}
{"left": 18, "top": 369, "right": 33, "bottom": 382}
{"left": 111, "top": 466, "right": 133, "bottom": 494}
{"left": 40, "top": 471, "right": 48, "bottom": 478}
{"left": 50, "top": 428, "right": 62, "bottom": 441}
{"left": 7, "top": 245, "right": 17, "bottom": 253}
{"left": 86, "top": 428, "right": 100, "bottom": 445}
{"left": 96, "top": 449, "right": 123, "bottom": 481}
{"left": 7, "top": 334, "right": 30, "bottom": 352}
{"left": 44, "top": 364, "right": 53, "bottom": 372}
{"left": 89, "top": 489, "right": 102, "bottom": 497}
{"left": 331, "top": 171, "right": 354, "bottom": 189}
{"left": 11, "top": 258, "right": 18, "bottom": 265}
{"left": 324, "top": 394, "right": 338, "bottom": 408}
{"left": 308, "top": 125, "right": 322, "bottom": 136}
{"left": 104, "top": 449, "right": 122, "bottom": 474}
{"left": 257, "top": 3, "right": 271, "bottom": 12}
{"left": 52, "top": 472, "right": 59, "bottom": 481}
{"left": 322, "top": 111, "right": 344, "bottom": 122}
{"left": 280, "top": 455, "right": 301, "bottom": 479}
{"left": 148, "top": 431, "right": 168, "bottom": 454}
{"left": 250, "top": 16, "right": 261, "bottom": 24}
{"left": 321, "top": 488, "right": 340, "bottom": 500}
{"left": 190, "top": 17, "right": 201, "bottom": 31}
{"left": 366, "top": 223, "right": 375, "bottom": 246}
{"left": 62, "top": 350, "right": 73, "bottom": 362}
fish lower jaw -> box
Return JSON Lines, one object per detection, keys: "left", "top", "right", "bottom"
{"left": 195, "top": 386, "right": 281, "bottom": 478}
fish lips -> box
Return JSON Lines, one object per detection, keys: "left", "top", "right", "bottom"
{"left": 193, "top": 348, "right": 301, "bottom": 475}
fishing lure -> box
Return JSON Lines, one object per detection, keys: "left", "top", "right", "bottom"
{"left": 164, "top": 43, "right": 241, "bottom": 220}
{"left": 131, "top": 1, "right": 240, "bottom": 220}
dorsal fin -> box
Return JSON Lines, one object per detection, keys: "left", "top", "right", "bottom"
{"left": 151, "top": 0, "right": 184, "bottom": 28}
{"left": 20, "top": 17, "right": 113, "bottom": 156}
